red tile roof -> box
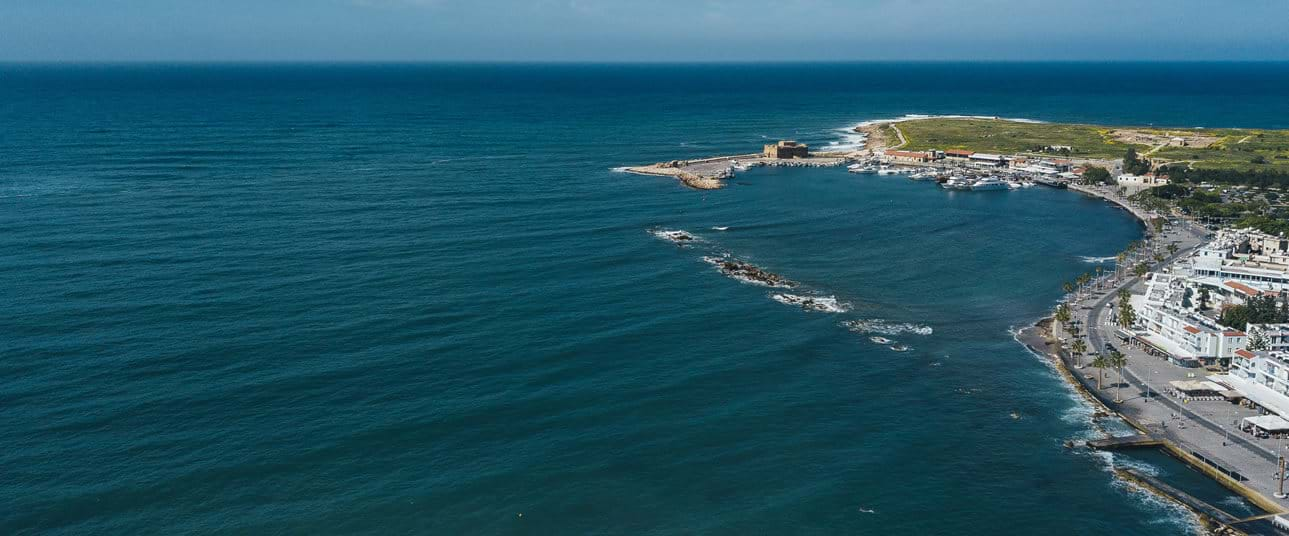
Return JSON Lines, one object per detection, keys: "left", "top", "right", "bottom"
{"left": 1236, "top": 349, "right": 1256, "bottom": 359}
{"left": 945, "top": 149, "right": 974, "bottom": 157}
{"left": 1224, "top": 281, "right": 1261, "bottom": 297}
{"left": 884, "top": 150, "right": 931, "bottom": 158}
{"left": 1184, "top": 325, "right": 1201, "bottom": 334}
{"left": 1223, "top": 331, "right": 1247, "bottom": 337}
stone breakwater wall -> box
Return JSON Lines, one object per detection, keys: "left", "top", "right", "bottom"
{"left": 624, "top": 153, "right": 851, "bottom": 190}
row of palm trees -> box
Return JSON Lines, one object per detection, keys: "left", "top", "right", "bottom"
{"left": 1065, "top": 333, "right": 1130, "bottom": 402}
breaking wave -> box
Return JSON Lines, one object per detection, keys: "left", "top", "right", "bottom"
{"left": 771, "top": 293, "right": 850, "bottom": 313}
{"left": 854, "top": 114, "right": 1047, "bottom": 128}
{"left": 827, "top": 127, "right": 868, "bottom": 152}
{"left": 841, "top": 319, "right": 933, "bottom": 336}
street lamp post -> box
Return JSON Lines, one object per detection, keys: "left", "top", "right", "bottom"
{"left": 1278, "top": 455, "right": 1288, "bottom": 499}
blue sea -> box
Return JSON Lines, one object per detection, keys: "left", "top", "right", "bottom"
{"left": 6, "top": 63, "right": 1289, "bottom": 534}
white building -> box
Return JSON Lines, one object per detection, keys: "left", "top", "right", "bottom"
{"left": 1221, "top": 349, "right": 1289, "bottom": 417}
{"left": 1132, "top": 273, "right": 1248, "bottom": 364}
{"left": 1187, "top": 228, "right": 1289, "bottom": 290}
{"left": 1247, "top": 323, "right": 1289, "bottom": 353}
{"left": 1116, "top": 174, "right": 1170, "bottom": 195}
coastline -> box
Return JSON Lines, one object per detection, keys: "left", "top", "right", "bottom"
{"left": 626, "top": 119, "right": 1281, "bottom": 529}
{"left": 1018, "top": 185, "right": 1288, "bottom": 531}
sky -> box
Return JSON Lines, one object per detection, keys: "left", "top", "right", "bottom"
{"left": 3, "top": 0, "right": 1289, "bottom": 62}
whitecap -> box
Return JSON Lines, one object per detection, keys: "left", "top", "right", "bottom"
{"left": 771, "top": 293, "right": 851, "bottom": 313}
{"left": 842, "top": 319, "right": 933, "bottom": 336}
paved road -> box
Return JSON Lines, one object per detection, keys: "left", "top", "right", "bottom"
{"left": 1050, "top": 191, "right": 1289, "bottom": 506}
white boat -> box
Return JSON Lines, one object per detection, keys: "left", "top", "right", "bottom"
{"left": 876, "top": 166, "right": 901, "bottom": 176}
{"left": 910, "top": 172, "right": 937, "bottom": 180}
{"left": 941, "top": 176, "right": 972, "bottom": 189}
{"left": 971, "top": 177, "right": 1010, "bottom": 191}
{"left": 847, "top": 163, "right": 864, "bottom": 170}
{"left": 869, "top": 336, "right": 893, "bottom": 345}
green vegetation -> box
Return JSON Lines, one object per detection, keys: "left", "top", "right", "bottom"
{"left": 897, "top": 118, "right": 1129, "bottom": 159}
{"left": 1153, "top": 129, "right": 1289, "bottom": 173}
{"left": 893, "top": 118, "right": 1289, "bottom": 174}
{"left": 1082, "top": 165, "right": 1111, "bottom": 183}
{"left": 1219, "top": 294, "right": 1289, "bottom": 331}
{"left": 1070, "top": 338, "right": 1087, "bottom": 367}
{"left": 1054, "top": 303, "right": 1071, "bottom": 325}
{"left": 1108, "top": 350, "right": 1128, "bottom": 402}
{"left": 1091, "top": 354, "right": 1108, "bottom": 389}
{"left": 1159, "top": 165, "right": 1289, "bottom": 189}
{"left": 1123, "top": 148, "right": 1151, "bottom": 175}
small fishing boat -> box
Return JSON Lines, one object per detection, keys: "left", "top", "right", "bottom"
{"left": 869, "top": 336, "right": 893, "bottom": 345}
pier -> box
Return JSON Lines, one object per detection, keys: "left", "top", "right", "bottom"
{"left": 1087, "top": 434, "right": 1163, "bottom": 450}
{"left": 623, "top": 139, "right": 854, "bottom": 189}
{"left": 624, "top": 153, "right": 851, "bottom": 189}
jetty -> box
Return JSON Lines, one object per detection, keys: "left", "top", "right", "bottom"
{"left": 623, "top": 141, "right": 853, "bottom": 190}
{"left": 1086, "top": 434, "right": 1163, "bottom": 450}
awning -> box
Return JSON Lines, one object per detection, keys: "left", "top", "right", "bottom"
{"left": 1213, "top": 374, "right": 1289, "bottom": 418}
{"left": 1243, "top": 415, "right": 1289, "bottom": 432}
{"left": 1169, "top": 380, "right": 1226, "bottom": 394}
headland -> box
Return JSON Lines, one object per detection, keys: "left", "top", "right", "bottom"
{"left": 631, "top": 115, "right": 1289, "bottom": 533}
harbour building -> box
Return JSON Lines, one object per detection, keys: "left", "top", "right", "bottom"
{"left": 763, "top": 140, "right": 809, "bottom": 159}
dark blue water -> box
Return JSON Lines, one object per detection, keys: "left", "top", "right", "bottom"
{"left": 6, "top": 63, "right": 1289, "bottom": 534}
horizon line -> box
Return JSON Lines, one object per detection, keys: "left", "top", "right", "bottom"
{"left": 5, "top": 59, "right": 1289, "bottom": 66}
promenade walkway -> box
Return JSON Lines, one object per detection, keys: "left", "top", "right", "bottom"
{"left": 1046, "top": 186, "right": 1289, "bottom": 513}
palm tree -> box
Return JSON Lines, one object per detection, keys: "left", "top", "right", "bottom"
{"left": 1055, "top": 303, "right": 1072, "bottom": 326}
{"left": 1118, "top": 301, "right": 1137, "bottom": 329}
{"left": 1117, "top": 288, "right": 1131, "bottom": 303}
{"left": 1071, "top": 338, "right": 1088, "bottom": 368}
{"left": 1167, "top": 243, "right": 1178, "bottom": 256}
{"left": 1109, "top": 350, "right": 1128, "bottom": 403}
{"left": 1095, "top": 266, "right": 1104, "bottom": 289}
{"left": 1091, "top": 354, "right": 1108, "bottom": 390}
{"left": 1116, "top": 252, "right": 1128, "bottom": 278}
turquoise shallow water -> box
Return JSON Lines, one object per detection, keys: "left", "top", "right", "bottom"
{"left": 5, "top": 63, "right": 1289, "bottom": 534}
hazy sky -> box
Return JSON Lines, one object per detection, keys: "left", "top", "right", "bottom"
{"left": 4, "top": 0, "right": 1289, "bottom": 62}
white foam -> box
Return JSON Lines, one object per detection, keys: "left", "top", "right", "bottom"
{"left": 610, "top": 166, "right": 630, "bottom": 173}
{"left": 701, "top": 256, "right": 796, "bottom": 288}
{"left": 771, "top": 293, "right": 851, "bottom": 313}
{"left": 826, "top": 126, "right": 870, "bottom": 152}
{"left": 854, "top": 114, "right": 1048, "bottom": 129}
{"left": 1081, "top": 255, "right": 1117, "bottom": 263}
{"left": 1097, "top": 452, "right": 1203, "bottom": 534}
{"left": 650, "top": 228, "right": 699, "bottom": 245}
{"left": 842, "top": 319, "right": 933, "bottom": 336}
{"left": 1010, "top": 327, "right": 1201, "bottom": 533}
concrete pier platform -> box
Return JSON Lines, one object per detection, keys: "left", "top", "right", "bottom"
{"left": 624, "top": 153, "right": 852, "bottom": 190}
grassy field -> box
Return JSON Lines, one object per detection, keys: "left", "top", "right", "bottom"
{"left": 896, "top": 118, "right": 1129, "bottom": 159}
{"left": 893, "top": 118, "right": 1289, "bottom": 171}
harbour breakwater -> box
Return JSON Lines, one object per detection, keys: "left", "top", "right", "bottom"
{"left": 625, "top": 153, "right": 852, "bottom": 190}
